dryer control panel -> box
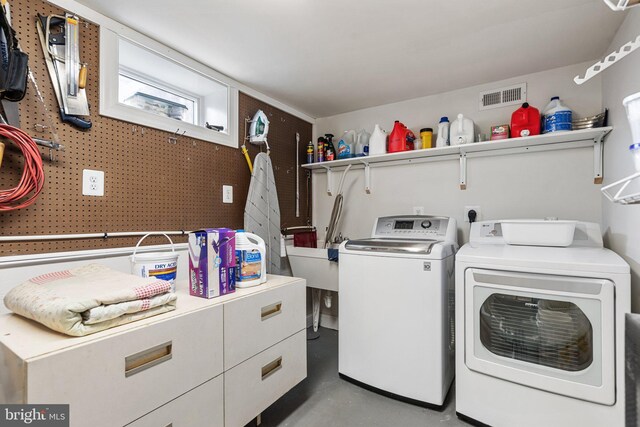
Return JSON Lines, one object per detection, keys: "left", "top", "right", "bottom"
{"left": 468, "top": 220, "right": 603, "bottom": 248}
{"left": 372, "top": 215, "right": 456, "bottom": 242}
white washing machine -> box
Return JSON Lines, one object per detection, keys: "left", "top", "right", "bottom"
{"left": 338, "top": 215, "right": 458, "bottom": 408}
{"left": 456, "top": 220, "right": 630, "bottom": 427}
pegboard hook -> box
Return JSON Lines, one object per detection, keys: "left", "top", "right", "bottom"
{"left": 168, "top": 128, "right": 186, "bottom": 144}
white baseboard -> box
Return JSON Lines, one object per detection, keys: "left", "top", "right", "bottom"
{"left": 306, "top": 313, "right": 339, "bottom": 331}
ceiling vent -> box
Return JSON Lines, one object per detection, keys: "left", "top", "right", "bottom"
{"left": 479, "top": 83, "right": 527, "bottom": 111}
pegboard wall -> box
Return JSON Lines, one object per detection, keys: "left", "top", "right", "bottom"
{"left": 0, "top": 0, "right": 312, "bottom": 256}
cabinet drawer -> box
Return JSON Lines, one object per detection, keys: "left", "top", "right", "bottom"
{"left": 126, "top": 375, "right": 223, "bottom": 427}
{"left": 27, "top": 304, "right": 223, "bottom": 427}
{"left": 225, "top": 329, "right": 307, "bottom": 427}
{"left": 224, "top": 280, "right": 305, "bottom": 369}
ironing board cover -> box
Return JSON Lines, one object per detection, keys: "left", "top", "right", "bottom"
{"left": 244, "top": 152, "right": 281, "bottom": 274}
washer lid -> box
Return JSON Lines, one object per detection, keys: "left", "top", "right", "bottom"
{"left": 345, "top": 238, "right": 440, "bottom": 255}
{"left": 456, "top": 243, "right": 629, "bottom": 274}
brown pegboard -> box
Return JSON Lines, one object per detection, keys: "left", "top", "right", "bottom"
{"left": 0, "top": 0, "right": 312, "bottom": 256}
{"left": 238, "top": 92, "right": 313, "bottom": 232}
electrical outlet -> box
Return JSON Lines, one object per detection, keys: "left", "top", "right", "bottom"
{"left": 464, "top": 205, "right": 481, "bottom": 223}
{"left": 82, "top": 169, "right": 104, "bottom": 196}
{"left": 223, "top": 185, "right": 233, "bottom": 203}
{"left": 413, "top": 206, "right": 425, "bottom": 215}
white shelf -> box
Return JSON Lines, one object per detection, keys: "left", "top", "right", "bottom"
{"left": 303, "top": 127, "right": 611, "bottom": 192}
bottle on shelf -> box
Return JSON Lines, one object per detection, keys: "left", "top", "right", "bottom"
{"left": 436, "top": 117, "right": 450, "bottom": 147}
{"left": 369, "top": 124, "right": 387, "bottom": 156}
{"left": 316, "top": 137, "right": 326, "bottom": 162}
{"left": 325, "top": 134, "right": 337, "bottom": 161}
{"left": 542, "top": 96, "right": 572, "bottom": 133}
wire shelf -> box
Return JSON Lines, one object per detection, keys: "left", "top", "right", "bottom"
{"left": 601, "top": 171, "right": 640, "bottom": 205}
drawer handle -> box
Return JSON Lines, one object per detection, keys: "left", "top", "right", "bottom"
{"left": 261, "top": 356, "right": 283, "bottom": 381}
{"left": 125, "top": 341, "right": 173, "bottom": 377}
{"left": 261, "top": 301, "right": 282, "bottom": 321}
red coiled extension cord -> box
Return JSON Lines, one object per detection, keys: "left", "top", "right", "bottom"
{"left": 0, "top": 124, "right": 45, "bottom": 211}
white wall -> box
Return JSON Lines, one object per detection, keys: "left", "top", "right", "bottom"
{"left": 314, "top": 62, "right": 604, "bottom": 244}
{"left": 601, "top": 8, "right": 640, "bottom": 312}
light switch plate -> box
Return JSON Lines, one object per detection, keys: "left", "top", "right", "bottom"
{"left": 223, "top": 185, "right": 233, "bottom": 203}
{"left": 82, "top": 169, "right": 105, "bottom": 196}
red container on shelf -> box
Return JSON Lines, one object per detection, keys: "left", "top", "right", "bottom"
{"left": 388, "top": 120, "right": 416, "bottom": 153}
{"left": 511, "top": 102, "right": 541, "bottom": 138}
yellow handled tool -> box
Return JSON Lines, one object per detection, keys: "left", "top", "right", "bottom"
{"left": 78, "top": 63, "right": 87, "bottom": 89}
{"left": 0, "top": 141, "right": 4, "bottom": 168}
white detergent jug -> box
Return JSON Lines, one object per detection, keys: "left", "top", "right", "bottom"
{"left": 368, "top": 124, "right": 387, "bottom": 155}
{"left": 435, "top": 117, "right": 450, "bottom": 147}
{"left": 450, "top": 113, "right": 475, "bottom": 145}
{"left": 235, "top": 230, "right": 267, "bottom": 288}
{"left": 355, "top": 129, "right": 370, "bottom": 157}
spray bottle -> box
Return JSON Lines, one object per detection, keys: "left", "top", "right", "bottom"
{"left": 306, "top": 140, "right": 314, "bottom": 164}
{"left": 325, "top": 134, "right": 336, "bottom": 161}
{"left": 317, "top": 137, "right": 326, "bottom": 162}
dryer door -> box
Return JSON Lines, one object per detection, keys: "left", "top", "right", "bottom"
{"left": 464, "top": 268, "right": 615, "bottom": 405}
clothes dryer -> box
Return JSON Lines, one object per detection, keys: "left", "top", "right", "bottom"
{"left": 456, "top": 220, "right": 630, "bottom": 427}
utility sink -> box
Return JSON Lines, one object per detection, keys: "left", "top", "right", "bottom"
{"left": 286, "top": 243, "right": 339, "bottom": 292}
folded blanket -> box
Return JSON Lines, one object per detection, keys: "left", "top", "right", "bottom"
{"left": 3, "top": 264, "right": 177, "bottom": 336}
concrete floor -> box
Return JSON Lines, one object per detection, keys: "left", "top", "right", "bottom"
{"left": 253, "top": 327, "right": 472, "bottom": 427}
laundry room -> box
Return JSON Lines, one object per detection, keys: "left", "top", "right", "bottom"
{"left": 0, "top": 0, "right": 639, "bottom": 426}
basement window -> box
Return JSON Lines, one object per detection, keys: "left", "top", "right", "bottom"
{"left": 99, "top": 28, "right": 237, "bottom": 147}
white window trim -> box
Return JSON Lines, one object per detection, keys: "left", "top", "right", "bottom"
{"left": 118, "top": 66, "right": 202, "bottom": 126}
{"left": 100, "top": 28, "right": 238, "bottom": 148}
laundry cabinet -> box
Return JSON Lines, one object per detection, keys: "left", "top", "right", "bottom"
{"left": 0, "top": 275, "right": 306, "bottom": 427}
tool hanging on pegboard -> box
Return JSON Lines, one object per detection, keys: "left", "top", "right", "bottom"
{"left": 0, "top": 0, "right": 28, "bottom": 104}
{"left": 36, "top": 13, "right": 91, "bottom": 130}
{"left": 0, "top": 2, "right": 63, "bottom": 160}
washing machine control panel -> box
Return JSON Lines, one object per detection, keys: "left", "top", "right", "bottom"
{"left": 373, "top": 216, "right": 451, "bottom": 239}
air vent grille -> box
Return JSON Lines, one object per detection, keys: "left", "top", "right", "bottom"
{"left": 479, "top": 83, "right": 527, "bottom": 111}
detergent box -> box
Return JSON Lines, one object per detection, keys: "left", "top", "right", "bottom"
{"left": 189, "top": 228, "right": 236, "bottom": 298}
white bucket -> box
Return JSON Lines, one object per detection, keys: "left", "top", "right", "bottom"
{"left": 130, "top": 233, "right": 179, "bottom": 292}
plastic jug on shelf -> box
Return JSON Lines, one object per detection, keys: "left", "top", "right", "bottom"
{"left": 450, "top": 114, "right": 475, "bottom": 145}
{"left": 542, "top": 97, "right": 572, "bottom": 133}
{"left": 355, "top": 129, "right": 370, "bottom": 157}
{"left": 369, "top": 124, "right": 387, "bottom": 155}
{"left": 337, "top": 130, "right": 356, "bottom": 159}
{"left": 435, "top": 117, "right": 450, "bottom": 147}
{"left": 511, "top": 102, "right": 541, "bottom": 138}
{"left": 388, "top": 120, "right": 416, "bottom": 153}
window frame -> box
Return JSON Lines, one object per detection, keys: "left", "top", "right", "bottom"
{"left": 99, "top": 28, "right": 238, "bottom": 148}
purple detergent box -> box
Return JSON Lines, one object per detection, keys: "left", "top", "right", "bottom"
{"left": 188, "top": 228, "right": 236, "bottom": 298}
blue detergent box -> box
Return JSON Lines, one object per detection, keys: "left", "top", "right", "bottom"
{"left": 188, "top": 228, "right": 236, "bottom": 298}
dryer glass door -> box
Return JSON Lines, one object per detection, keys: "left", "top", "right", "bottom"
{"left": 464, "top": 268, "right": 615, "bottom": 405}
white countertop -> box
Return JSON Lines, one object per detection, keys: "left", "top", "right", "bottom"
{"left": 0, "top": 275, "right": 304, "bottom": 361}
